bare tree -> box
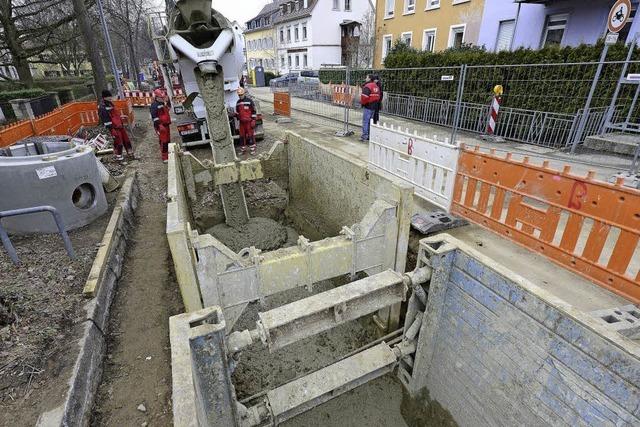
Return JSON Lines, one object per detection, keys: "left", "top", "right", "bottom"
{"left": 71, "top": 0, "right": 107, "bottom": 96}
{"left": 0, "top": 0, "right": 79, "bottom": 86}
{"left": 356, "top": 9, "right": 376, "bottom": 68}
{"left": 103, "top": 0, "right": 154, "bottom": 87}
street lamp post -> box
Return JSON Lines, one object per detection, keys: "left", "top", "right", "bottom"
{"left": 96, "top": 0, "right": 124, "bottom": 98}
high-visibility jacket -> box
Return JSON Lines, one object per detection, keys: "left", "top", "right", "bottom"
{"left": 150, "top": 100, "right": 171, "bottom": 131}
{"left": 98, "top": 100, "right": 123, "bottom": 130}
{"left": 236, "top": 97, "right": 257, "bottom": 123}
{"left": 360, "top": 81, "right": 381, "bottom": 109}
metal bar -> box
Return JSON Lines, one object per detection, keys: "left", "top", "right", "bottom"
{"left": 451, "top": 65, "right": 467, "bottom": 144}
{"left": 570, "top": 44, "right": 609, "bottom": 153}
{"left": 257, "top": 269, "right": 406, "bottom": 351}
{"left": 0, "top": 206, "right": 75, "bottom": 265}
{"left": 263, "top": 342, "right": 398, "bottom": 425}
{"left": 602, "top": 36, "right": 637, "bottom": 135}
{"left": 96, "top": 0, "right": 123, "bottom": 98}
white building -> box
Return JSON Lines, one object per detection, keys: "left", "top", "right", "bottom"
{"left": 274, "top": 0, "right": 372, "bottom": 73}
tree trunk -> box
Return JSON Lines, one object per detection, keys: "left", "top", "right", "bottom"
{"left": 71, "top": 0, "right": 107, "bottom": 98}
{"left": 14, "top": 57, "right": 33, "bottom": 87}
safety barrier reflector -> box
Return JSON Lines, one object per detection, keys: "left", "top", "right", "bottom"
{"left": 274, "top": 92, "right": 291, "bottom": 117}
{"left": 451, "top": 145, "right": 640, "bottom": 304}
{"left": 0, "top": 99, "right": 134, "bottom": 148}
{"left": 369, "top": 122, "right": 459, "bottom": 211}
{"left": 123, "top": 90, "right": 153, "bottom": 107}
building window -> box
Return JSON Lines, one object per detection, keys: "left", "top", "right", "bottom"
{"left": 280, "top": 29, "right": 284, "bottom": 42}
{"left": 295, "top": 55, "right": 300, "bottom": 68}
{"left": 288, "top": 55, "right": 292, "bottom": 67}
{"left": 382, "top": 34, "right": 393, "bottom": 60}
{"left": 422, "top": 29, "right": 436, "bottom": 52}
{"left": 281, "top": 56, "right": 285, "bottom": 67}
{"left": 385, "top": 0, "right": 395, "bottom": 18}
{"left": 401, "top": 31, "right": 413, "bottom": 47}
{"left": 333, "top": 0, "right": 339, "bottom": 10}
{"left": 426, "top": 0, "right": 439, "bottom": 10}
{"left": 404, "top": 0, "right": 415, "bottom": 14}
{"left": 345, "top": 0, "right": 351, "bottom": 11}
{"left": 295, "top": 26, "right": 300, "bottom": 42}
{"left": 287, "top": 27, "right": 291, "bottom": 42}
{"left": 303, "top": 53, "right": 308, "bottom": 67}
{"left": 302, "top": 23, "right": 308, "bottom": 40}
{"left": 542, "top": 14, "right": 568, "bottom": 47}
{"left": 495, "top": 20, "right": 515, "bottom": 51}
{"left": 448, "top": 24, "right": 465, "bottom": 48}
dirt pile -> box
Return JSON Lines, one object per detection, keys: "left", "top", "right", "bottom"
{"left": 208, "top": 216, "right": 288, "bottom": 252}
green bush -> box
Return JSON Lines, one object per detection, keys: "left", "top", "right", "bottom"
{"left": 0, "top": 88, "right": 46, "bottom": 102}
{"left": 319, "top": 40, "right": 640, "bottom": 115}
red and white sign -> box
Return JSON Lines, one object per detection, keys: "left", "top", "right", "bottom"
{"left": 487, "top": 95, "right": 501, "bottom": 135}
{"left": 608, "top": 0, "right": 632, "bottom": 33}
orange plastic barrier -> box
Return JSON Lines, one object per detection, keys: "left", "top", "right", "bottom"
{"left": 451, "top": 145, "right": 640, "bottom": 304}
{"left": 0, "top": 99, "right": 134, "bottom": 148}
{"left": 331, "top": 84, "right": 357, "bottom": 107}
{"left": 274, "top": 92, "right": 291, "bottom": 117}
{"left": 124, "top": 90, "right": 153, "bottom": 107}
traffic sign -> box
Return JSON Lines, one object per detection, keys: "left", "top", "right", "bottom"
{"left": 608, "top": 0, "right": 632, "bottom": 33}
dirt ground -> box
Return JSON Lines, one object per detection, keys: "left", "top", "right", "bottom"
{"left": 91, "top": 112, "right": 183, "bottom": 426}
{"left": 0, "top": 186, "right": 115, "bottom": 426}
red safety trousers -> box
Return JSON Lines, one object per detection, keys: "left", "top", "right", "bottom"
{"left": 151, "top": 100, "right": 172, "bottom": 161}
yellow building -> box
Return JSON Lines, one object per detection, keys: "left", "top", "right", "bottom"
{"left": 373, "top": 0, "right": 485, "bottom": 67}
{"left": 244, "top": 1, "right": 281, "bottom": 74}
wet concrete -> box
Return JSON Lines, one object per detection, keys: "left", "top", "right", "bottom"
{"left": 196, "top": 68, "right": 249, "bottom": 228}
{"left": 208, "top": 217, "right": 287, "bottom": 252}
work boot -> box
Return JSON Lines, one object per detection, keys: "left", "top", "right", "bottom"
{"left": 239, "top": 146, "right": 247, "bottom": 155}
{"left": 250, "top": 144, "right": 256, "bottom": 155}
{"left": 114, "top": 154, "right": 124, "bottom": 161}
{"left": 127, "top": 152, "right": 139, "bottom": 161}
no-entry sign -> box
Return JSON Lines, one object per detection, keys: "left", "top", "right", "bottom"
{"left": 608, "top": 0, "right": 632, "bottom": 33}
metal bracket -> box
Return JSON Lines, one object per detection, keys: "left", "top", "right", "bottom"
{"left": 297, "top": 235, "right": 312, "bottom": 292}
{"left": 340, "top": 226, "right": 357, "bottom": 279}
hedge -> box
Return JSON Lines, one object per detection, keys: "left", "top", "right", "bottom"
{"left": 319, "top": 41, "right": 640, "bottom": 115}
{"left": 0, "top": 89, "right": 47, "bottom": 122}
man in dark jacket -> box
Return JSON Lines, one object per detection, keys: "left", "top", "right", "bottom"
{"left": 372, "top": 75, "right": 383, "bottom": 125}
{"left": 98, "top": 90, "right": 134, "bottom": 161}
{"left": 150, "top": 88, "right": 172, "bottom": 163}
{"left": 360, "top": 74, "right": 381, "bottom": 141}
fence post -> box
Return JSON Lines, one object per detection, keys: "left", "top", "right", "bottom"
{"left": 450, "top": 64, "right": 467, "bottom": 145}
{"left": 570, "top": 43, "right": 610, "bottom": 153}
{"left": 336, "top": 66, "right": 354, "bottom": 137}
{"left": 602, "top": 35, "right": 638, "bottom": 134}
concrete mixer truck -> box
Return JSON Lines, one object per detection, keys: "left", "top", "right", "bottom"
{"left": 159, "top": 2, "right": 264, "bottom": 147}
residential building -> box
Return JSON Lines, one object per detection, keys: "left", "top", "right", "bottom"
{"left": 477, "top": 0, "right": 640, "bottom": 52}
{"left": 374, "top": 0, "right": 486, "bottom": 67}
{"left": 244, "top": 1, "right": 281, "bottom": 73}
{"left": 274, "top": 0, "right": 373, "bottom": 73}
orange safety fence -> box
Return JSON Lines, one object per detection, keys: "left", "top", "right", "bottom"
{"left": 451, "top": 145, "right": 640, "bottom": 304}
{"left": 124, "top": 90, "right": 153, "bottom": 107}
{"left": 0, "top": 99, "right": 134, "bottom": 148}
{"left": 274, "top": 92, "right": 291, "bottom": 117}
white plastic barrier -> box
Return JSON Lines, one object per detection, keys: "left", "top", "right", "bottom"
{"left": 368, "top": 122, "right": 460, "bottom": 211}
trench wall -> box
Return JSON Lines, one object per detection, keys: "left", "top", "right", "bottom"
{"left": 286, "top": 131, "right": 413, "bottom": 246}
{"left": 412, "top": 235, "right": 640, "bottom": 427}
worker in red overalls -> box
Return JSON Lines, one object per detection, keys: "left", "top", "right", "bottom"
{"left": 150, "top": 88, "right": 172, "bottom": 163}
{"left": 98, "top": 90, "right": 135, "bottom": 161}
{"left": 235, "top": 87, "right": 257, "bottom": 155}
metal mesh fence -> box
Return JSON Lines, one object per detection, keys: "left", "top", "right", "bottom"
{"left": 265, "top": 60, "right": 640, "bottom": 149}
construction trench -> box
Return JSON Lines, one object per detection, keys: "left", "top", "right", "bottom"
{"left": 164, "top": 2, "right": 639, "bottom": 426}
{"left": 1, "top": 2, "right": 639, "bottom": 426}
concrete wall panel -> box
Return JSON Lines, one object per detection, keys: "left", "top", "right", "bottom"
{"left": 411, "top": 235, "right": 640, "bottom": 427}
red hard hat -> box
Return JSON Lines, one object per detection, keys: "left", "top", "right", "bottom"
{"left": 154, "top": 88, "right": 165, "bottom": 97}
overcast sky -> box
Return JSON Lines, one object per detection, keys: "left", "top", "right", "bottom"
{"left": 212, "top": 0, "right": 270, "bottom": 26}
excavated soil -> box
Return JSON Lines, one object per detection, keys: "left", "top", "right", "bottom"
{"left": 0, "top": 193, "right": 116, "bottom": 426}
{"left": 208, "top": 217, "right": 288, "bottom": 252}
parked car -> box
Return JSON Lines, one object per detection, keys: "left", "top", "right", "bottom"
{"left": 297, "top": 70, "right": 319, "bottom": 84}
{"left": 270, "top": 72, "right": 299, "bottom": 86}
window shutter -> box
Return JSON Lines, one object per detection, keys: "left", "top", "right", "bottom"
{"left": 496, "top": 20, "right": 515, "bottom": 51}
